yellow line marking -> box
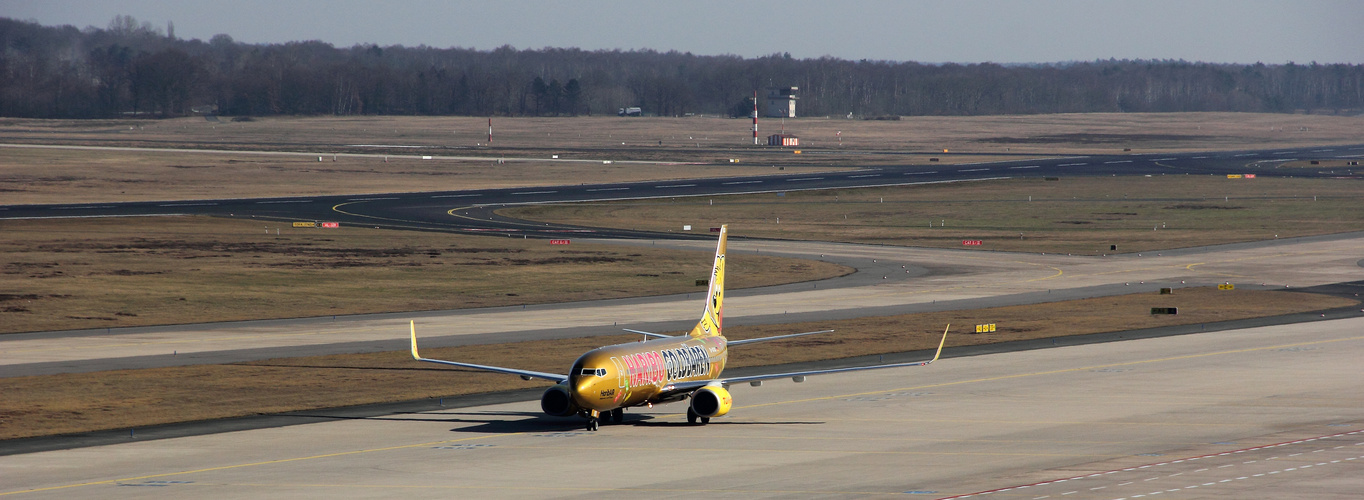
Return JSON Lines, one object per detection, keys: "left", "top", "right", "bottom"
{"left": 7, "top": 334, "right": 1359, "bottom": 496}
{"left": 1026, "top": 266, "right": 1065, "bottom": 282}
{"left": 737, "top": 334, "right": 1364, "bottom": 411}
{"left": 488, "top": 445, "right": 1116, "bottom": 457}
{"left": 330, "top": 201, "right": 428, "bottom": 226}
{"left": 159, "top": 482, "right": 918, "bottom": 495}
{"left": 0, "top": 433, "right": 516, "bottom": 497}
{"left": 2, "top": 324, "right": 403, "bottom": 355}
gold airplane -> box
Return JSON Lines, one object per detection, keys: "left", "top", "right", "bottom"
{"left": 410, "top": 225, "right": 949, "bottom": 431}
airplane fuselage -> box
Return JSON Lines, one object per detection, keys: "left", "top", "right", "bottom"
{"left": 569, "top": 335, "right": 729, "bottom": 412}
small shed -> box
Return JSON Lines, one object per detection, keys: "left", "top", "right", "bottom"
{"left": 768, "top": 134, "right": 799, "bottom": 147}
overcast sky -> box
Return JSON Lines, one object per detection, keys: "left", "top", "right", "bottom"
{"left": 3, "top": 0, "right": 1361, "bottom": 64}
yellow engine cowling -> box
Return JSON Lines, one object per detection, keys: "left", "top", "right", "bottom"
{"left": 540, "top": 383, "right": 579, "bottom": 417}
{"left": 689, "top": 385, "right": 733, "bottom": 418}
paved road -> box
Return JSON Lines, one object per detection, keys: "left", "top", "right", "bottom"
{"left": 4, "top": 145, "right": 1361, "bottom": 239}
{"left": 2, "top": 317, "right": 1360, "bottom": 499}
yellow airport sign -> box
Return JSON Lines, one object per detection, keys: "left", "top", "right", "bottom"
{"left": 1227, "top": 174, "right": 1243, "bottom": 179}
{"left": 975, "top": 323, "right": 996, "bottom": 333}
{"left": 1218, "top": 283, "right": 1235, "bottom": 290}
{"left": 292, "top": 222, "right": 316, "bottom": 228}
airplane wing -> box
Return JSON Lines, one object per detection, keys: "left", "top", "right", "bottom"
{"left": 722, "top": 325, "right": 950, "bottom": 386}
{"left": 727, "top": 329, "right": 834, "bottom": 346}
{"left": 409, "top": 321, "right": 567, "bottom": 383}
{"left": 660, "top": 326, "right": 949, "bottom": 397}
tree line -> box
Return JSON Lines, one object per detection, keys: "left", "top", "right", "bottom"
{"left": 2, "top": 16, "right": 1362, "bottom": 119}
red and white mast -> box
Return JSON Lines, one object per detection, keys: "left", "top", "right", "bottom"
{"left": 752, "top": 90, "right": 759, "bottom": 145}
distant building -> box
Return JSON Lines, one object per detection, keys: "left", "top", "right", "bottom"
{"left": 765, "top": 87, "right": 798, "bottom": 118}
{"left": 618, "top": 107, "right": 642, "bottom": 116}
{"left": 768, "top": 134, "right": 799, "bottom": 147}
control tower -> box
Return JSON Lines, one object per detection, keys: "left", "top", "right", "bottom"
{"left": 765, "top": 87, "right": 798, "bottom": 118}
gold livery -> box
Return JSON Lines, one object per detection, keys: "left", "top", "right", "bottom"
{"left": 410, "top": 225, "right": 950, "bottom": 431}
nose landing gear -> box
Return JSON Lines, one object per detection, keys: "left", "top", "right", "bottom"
{"left": 586, "top": 409, "right": 600, "bottom": 431}
{"left": 586, "top": 408, "right": 624, "bottom": 431}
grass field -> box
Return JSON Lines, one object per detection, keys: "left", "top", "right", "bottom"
{"left": 3, "top": 112, "right": 1362, "bottom": 204}
{"left": 1, "top": 287, "right": 1352, "bottom": 440}
{"left": 3, "top": 112, "right": 1361, "bottom": 154}
{"left": 0, "top": 216, "right": 850, "bottom": 334}
{"left": 0, "top": 145, "right": 838, "bottom": 205}
{"left": 503, "top": 176, "right": 1364, "bottom": 254}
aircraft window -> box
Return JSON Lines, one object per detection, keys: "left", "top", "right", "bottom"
{"left": 580, "top": 368, "right": 596, "bottom": 376}
{"left": 596, "top": 368, "right": 607, "bottom": 377}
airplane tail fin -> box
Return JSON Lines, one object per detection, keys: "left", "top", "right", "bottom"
{"left": 689, "top": 225, "right": 727, "bottom": 338}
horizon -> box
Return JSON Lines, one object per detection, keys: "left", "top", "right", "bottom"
{"left": 2, "top": 0, "right": 1362, "bottom": 65}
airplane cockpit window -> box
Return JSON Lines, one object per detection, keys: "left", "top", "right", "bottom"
{"left": 580, "top": 368, "right": 596, "bottom": 376}
{"left": 580, "top": 368, "right": 607, "bottom": 377}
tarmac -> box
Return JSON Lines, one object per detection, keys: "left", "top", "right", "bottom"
{"left": 2, "top": 316, "right": 1361, "bottom": 499}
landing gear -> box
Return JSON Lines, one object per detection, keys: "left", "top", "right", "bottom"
{"left": 609, "top": 408, "right": 623, "bottom": 424}
{"left": 686, "top": 407, "right": 709, "bottom": 425}
{"left": 586, "top": 409, "right": 600, "bottom": 432}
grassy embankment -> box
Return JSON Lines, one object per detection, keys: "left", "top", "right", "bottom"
{"left": 0, "top": 287, "right": 1353, "bottom": 440}
{"left": 504, "top": 176, "right": 1364, "bottom": 255}
{"left": 0, "top": 216, "right": 849, "bottom": 334}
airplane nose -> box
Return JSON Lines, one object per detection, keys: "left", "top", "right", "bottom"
{"left": 574, "top": 377, "right": 594, "bottom": 396}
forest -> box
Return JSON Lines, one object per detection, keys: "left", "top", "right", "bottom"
{"left": 2, "top": 16, "right": 1362, "bottom": 119}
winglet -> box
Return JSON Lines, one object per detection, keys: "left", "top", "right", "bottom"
{"left": 930, "top": 324, "right": 950, "bottom": 363}
{"left": 410, "top": 320, "right": 421, "bottom": 360}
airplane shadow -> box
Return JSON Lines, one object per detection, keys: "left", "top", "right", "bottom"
{"left": 630, "top": 419, "right": 824, "bottom": 427}
{"left": 450, "top": 414, "right": 825, "bottom": 433}
{"left": 281, "top": 409, "right": 822, "bottom": 433}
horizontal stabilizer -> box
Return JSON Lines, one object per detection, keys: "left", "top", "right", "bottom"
{"left": 623, "top": 328, "right": 675, "bottom": 339}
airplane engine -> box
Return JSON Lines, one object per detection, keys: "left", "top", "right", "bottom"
{"left": 689, "top": 385, "right": 733, "bottom": 418}
{"left": 540, "top": 383, "right": 579, "bottom": 417}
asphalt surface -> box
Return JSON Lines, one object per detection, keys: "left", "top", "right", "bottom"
{"left": 4, "top": 317, "right": 1361, "bottom": 498}
{"left": 4, "top": 144, "right": 1362, "bottom": 239}
{"left": 2, "top": 143, "right": 1362, "bottom": 463}
{"left": 5, "top": 281, "right": 1361, "bottom": 458}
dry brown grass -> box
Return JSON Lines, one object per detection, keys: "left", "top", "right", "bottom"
{"left": 0, "top": 146, "right": 832, "bottom": 205}
{"left": 0, "top": 287, "right": 1351, "bottom": 440}
{"left": 503, "top": 176, "right": 1364, "bottom": 254}
{"left": 3, "top": 112, "right": 1362, "bottom": 204}
{"left": 3, "top": 113, "right": 1360, "bottom": 153}
{"left": 0, "top": 216, "right": 849, "bottom": 334}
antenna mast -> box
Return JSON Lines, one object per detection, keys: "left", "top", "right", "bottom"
{"left": 752, "top": 90, "right": 759, "bottom": 145}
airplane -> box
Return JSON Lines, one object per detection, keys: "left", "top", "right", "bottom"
{"left": 409, "top": 225, "right": 950, "bottom": 431}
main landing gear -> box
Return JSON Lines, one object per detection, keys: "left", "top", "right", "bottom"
{"left": 585, "top": 408, "right": 624, "bottom": 431}
{"left": 686, "top": 407, "right": 710, "bottom": 425}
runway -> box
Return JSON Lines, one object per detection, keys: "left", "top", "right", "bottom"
{"left": 2, "top": 144, "right": 1360, "bottom": 239}
{"left": 3, "top": 316, "right": 1360, "bottom": 499}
